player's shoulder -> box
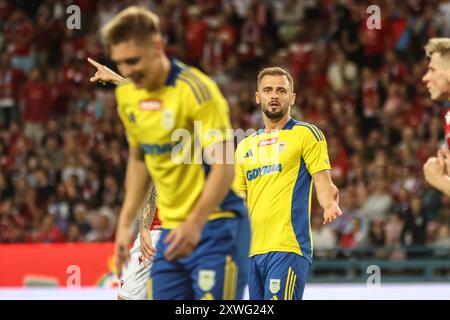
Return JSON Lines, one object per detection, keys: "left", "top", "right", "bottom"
{"left": 174, "top": 61, "right": 220, "bottom": 105}
{"left": 236, "top": 128, "right": 264, "bottom": 149}
{"left": 115, "top": 79, "right": 135, "bottom": 98}
{"left": 289, "top": 119, "right": 325, "bottom": 142}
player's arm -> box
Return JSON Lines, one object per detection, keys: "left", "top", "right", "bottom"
{"left": 164, "top": 140, "right": 235, "bottom": 261}
{"left": 115, "top": 145, "right": 151, "bottom": 276}
{"left": 312, "top": 170, "right": 342, "bottom": 224}
{"left": 301, "top": 125, "right": 342, "bottom": 224}
{"left": 87, "top": 57, "right": 125, "bottom": 85}
{"left": 139, "top": 185, "right": 157, "bottom": 261}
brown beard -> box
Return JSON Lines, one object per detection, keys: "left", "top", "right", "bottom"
{"left": 262, "top": 104, "right": 288, "bottom": 121}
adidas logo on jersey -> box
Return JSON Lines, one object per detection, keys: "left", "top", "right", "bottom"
{"left": 243, "top": 150, "right": 254, "bottom": 158}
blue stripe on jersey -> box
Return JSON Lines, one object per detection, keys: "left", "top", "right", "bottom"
{"left": 291, "top": 158, "right": 312, "bottom": 264}
{"left": 202, "top": 162, "right": 247, "bottom": 217}
{"left": 165, "top": 59, "right": 183, "bottom": 86}
{"left": 309, "top": 124, "right": 324, "bottom": 141}
{"left": 295, "top": 123, "right": 320, "bottom": 141}
{"left": 282, "top": 119, "right": 323, "bottom": 142}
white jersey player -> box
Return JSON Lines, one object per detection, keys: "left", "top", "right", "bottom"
{"left": 118, "top": 186, "right": 161, "bottom": 300}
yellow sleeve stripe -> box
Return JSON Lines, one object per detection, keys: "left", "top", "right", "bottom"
{"left": 223, "top": 255, "right": 238, "bottom": 300}
{"left": 178, "top": 76, "right": 202, "bottom": 104}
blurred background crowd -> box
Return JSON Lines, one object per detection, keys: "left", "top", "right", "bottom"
{"left": 0, "top": 0, "right": 450, "bottom": 260}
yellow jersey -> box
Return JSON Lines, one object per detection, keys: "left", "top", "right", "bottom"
{"left": 234, "top": 118, "right": 331, "bottom": 262}
{"left": 116, "top": 59, "right": 246, "bottom": 229}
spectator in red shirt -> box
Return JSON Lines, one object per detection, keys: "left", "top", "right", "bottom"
{"left": 29, "top": 214, "right": 66, "bottom": 243}
{"left": 4, "top": 9, "right": 35, "bottom": 72}
{"left": 23, "top": 67, "right": 52, "bottom": 146}
{"left": 184, "top": 5, "right": 209, "bottom": 67}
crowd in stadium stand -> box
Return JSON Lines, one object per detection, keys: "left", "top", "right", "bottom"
{"left": 1, "top": 0, "right": 450, "bottom": 259}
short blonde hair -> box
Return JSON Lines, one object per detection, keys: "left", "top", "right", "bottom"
{"left": 257, "top": 67, "right": 294, "bottom": 91}
{"left": 101, "top": 6, "right": 161, "bottom": 48}
{"left": 424, "top": 38, "right": 450, "bottom": 59}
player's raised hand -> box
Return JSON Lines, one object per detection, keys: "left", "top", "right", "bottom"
{"left": 163, "top": 220, "right": 202, "bottom": 261}
{"left": 323, "top": 202, "right": 342, "bottom": 224}
{"left": 87, "top": 57, "right": 124, "bottom": 85}
{"left": 114, "top": 224, "right": 134, "bottom": 278}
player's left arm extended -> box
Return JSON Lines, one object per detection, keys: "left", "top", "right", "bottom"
{"left": 312, "top": 169, "right": 342, "bottom": 224}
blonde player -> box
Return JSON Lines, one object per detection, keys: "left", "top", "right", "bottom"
{"left": 92, "top": 7, "right": 249, "bottom": 300}
{"left": 87, "top": 60, "right": 162, "bottom": 300}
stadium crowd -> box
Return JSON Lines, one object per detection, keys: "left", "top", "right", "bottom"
{"left": 0, "top": 0, "right": 450, "bottom": 259}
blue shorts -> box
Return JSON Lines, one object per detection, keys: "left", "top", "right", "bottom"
{"left": 249, "top": 252, "right": 311, "bottom": 300}
{"left": 150, "top": 216, "right": 250, "bottom": 300}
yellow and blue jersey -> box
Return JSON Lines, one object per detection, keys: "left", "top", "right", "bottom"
{"left": 234, "top": 118, "right": 331, "bottom": 262}
{"left": 116, "top": 58, "right": 246, "bottom": 229}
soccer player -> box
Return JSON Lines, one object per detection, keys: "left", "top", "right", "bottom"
{"left": 234, "top": 67, "right": 342, "bottom": 300}
{"left": 422, "top": 38, "right": 450, "bottom": 196}
{"left": 118, "top": 185, "right": 161, "bottom": 300}
{"left": 99, "top": 6, "right": 249, "bottom": 300}
{"left": 88, "top": 59, "right": 160, "bottom": 300}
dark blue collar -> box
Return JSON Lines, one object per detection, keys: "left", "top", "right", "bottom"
{"left": 164, "top": 58, "right": 183, "bottom": 86}
{"left": 257, "top": 118, "right": 296, "bottom": 134}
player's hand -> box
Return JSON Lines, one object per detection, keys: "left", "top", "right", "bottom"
{"left": 437, "top": 147, "right": 450, "bottom": 175}
{"left": 423, "top": 156, "right": 445, "bottom": 187}
{"left": 139, "top": 229, "right": 156, "bottom": 261}
{"left": 323, "top": 202, "right": 342, "bottom": 224}
{"left": 114, "top": 224, "right": 134, "bottom": 278}
{"left": 163, "top": 219, "right": 202, "bottom": 262}
{"left": 87, "top": 57, "right": 124, "bottom": 85}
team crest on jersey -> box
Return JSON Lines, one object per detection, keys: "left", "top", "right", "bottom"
{"left": 269, "top": 279, "right": 281, "bottom": 294}
{"left": 279, "top": 142, "right": 287, "bottom": 153}
{"left": 198, "top": 270, "right": 216, "bottom": 292}
{"left": 161, "top": 110, "right": 175, "bottom": 130}
{"left": 140, "top": 99, "right": 163, "bottom": 111}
